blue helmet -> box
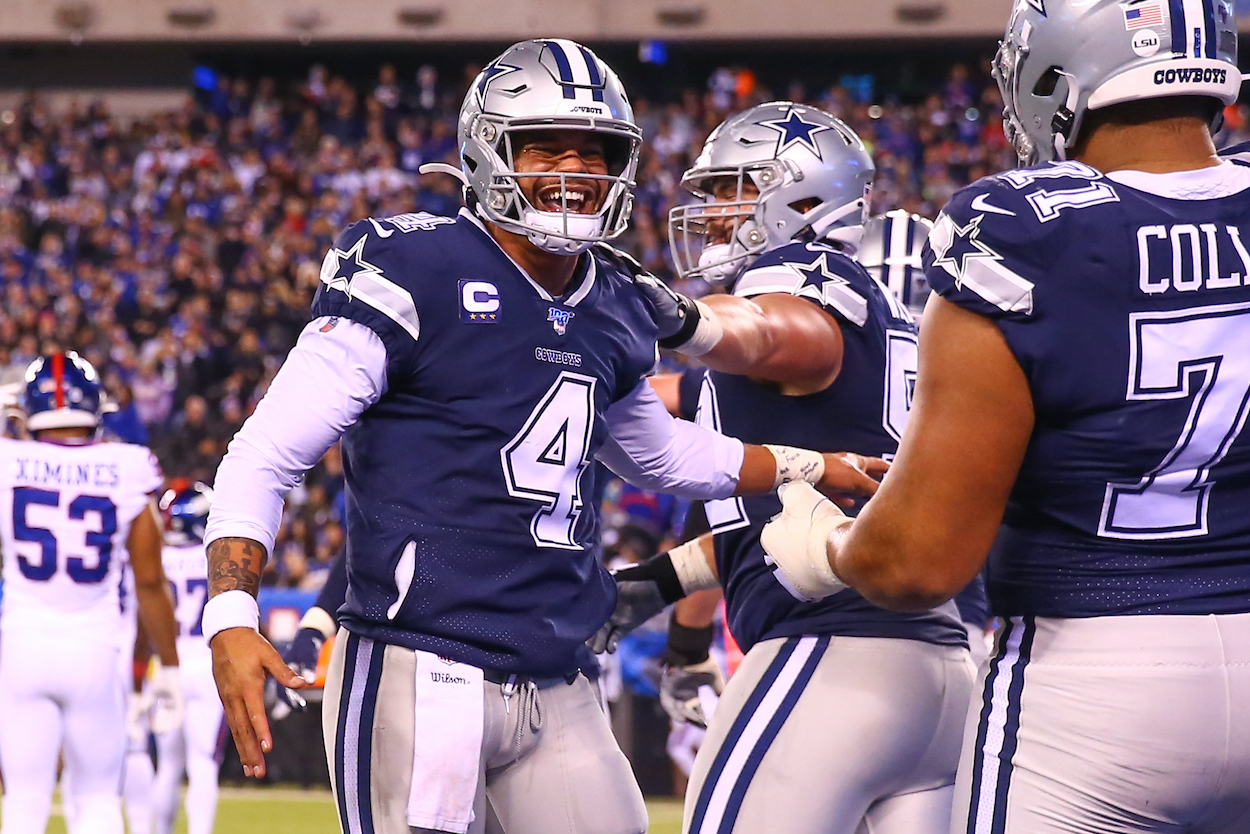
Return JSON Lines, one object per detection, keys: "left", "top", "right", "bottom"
{"left": 160, "top": 480, "right": 214, "bottom": 546}
{"left": 24, "top": 352, "right": 104, "bottom": 433}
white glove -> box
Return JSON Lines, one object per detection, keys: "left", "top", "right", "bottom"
{"left": 126, "top": 686, "right": 152, "bottom": 743}
{"left": 149, "top": 665, "right": 184, "bottom": 735}
{"left": 760, "top": 482, "right": 853, "bottom": 602}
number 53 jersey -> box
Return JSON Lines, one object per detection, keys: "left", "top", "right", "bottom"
{"left": 0, "top": 437, "right": 162, "bottom": 637}
{"left": 925, "top": 156, "right": 1250, "bottom": 618}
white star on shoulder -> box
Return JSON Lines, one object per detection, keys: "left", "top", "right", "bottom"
{"left": 320, "top": 234, "right": 385, "bottom": 301}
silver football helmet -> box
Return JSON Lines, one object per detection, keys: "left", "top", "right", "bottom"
{"left": 459, "top": 39, "right": 642, "bottom": 255}
{"left": 669, "top": 102, "right": 874, "bottom": 284}
{"left": 858, "top": 210, "right": 935, "bottom": 318}
{"left": 994, "top": 0, "right": 1240, "bottom": 166}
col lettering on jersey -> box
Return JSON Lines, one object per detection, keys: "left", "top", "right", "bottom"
{"left": 310, "top": 209, "right": 658, "bottom": 676}
{"left": 925, "top": 159, "right": 1250, "bottom": 618}
{"left": 0, "top": 437, "right": 161, "bottom": 638}
{"left": 701, "top": 241, "right": 967, "bottom": 652}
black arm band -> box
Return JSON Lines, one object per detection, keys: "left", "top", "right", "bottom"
{"left": 662, "top": 614, "right": 715, "bottom": 667}
{"left": 658, "top": 300, "right": 701, "bottom": 350}
{"left": 612, "top": 552, "right": 686, "bottom": 605}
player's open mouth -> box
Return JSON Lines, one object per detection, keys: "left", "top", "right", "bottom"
{"left": 536, "top": 185, "right": 597, "bottom": 214}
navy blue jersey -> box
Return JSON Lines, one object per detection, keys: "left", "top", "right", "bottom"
{"left": 701, "top": 241, "right": 968, "bottom": 652}
{"left": 925, "top": 159, "right": 1250, "bottom": 618}
{"left": 311, "top": 209, "right": 658, "bottom": 676}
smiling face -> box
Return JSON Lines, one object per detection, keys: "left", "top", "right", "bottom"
{"left": 702, "top": 176, "right": 761, "bottom": 245}
{"left": 510, "top": 129, "right": 612, "bottom": 216}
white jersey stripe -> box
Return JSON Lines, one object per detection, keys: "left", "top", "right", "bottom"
{"left": 694, "top": 636, "right": 819, "bottom": 834}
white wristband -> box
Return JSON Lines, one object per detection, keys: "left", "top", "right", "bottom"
{"left": 298, "top": 605, "right": 338, "bottom": 640}
{"left": 201, "top": 590, "right": 260, "bottom": 645}
{"left": 677, "top": 300, "right": 725, "bottom": 357}
{"left": 669, "top": 538, "right": 719, "bottom": 595}
{"left": 763, "top": 444, "right": 826, "bottom": 489}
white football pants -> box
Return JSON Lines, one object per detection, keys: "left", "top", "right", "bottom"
{"left": 684, "top": 634, "right": 975, "bottom": 834}
{"left": 954, "top": 613, "right": 1250, "bottom": 834}
{"left": 152, "top": 645, "right": 224, "bottom": 834}
{"left": 322, "top": 629, "right": 648, "bottom": 834}
{"left": 0, "top": 629, "right": 127, "bottom": 834}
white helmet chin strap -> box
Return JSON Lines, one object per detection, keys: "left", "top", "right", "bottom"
{"left": 521, "top": 209, "right": 605, "bottom": 255}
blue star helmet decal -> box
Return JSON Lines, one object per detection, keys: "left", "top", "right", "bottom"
{"left": 761, "top": 108, "right": 831, "bottom": 160}
{"left": 1024, "top": 0, "right": 1045, "bottom": 16}
{"left": 476, "top": 59, "right": 524, "bottom": 103}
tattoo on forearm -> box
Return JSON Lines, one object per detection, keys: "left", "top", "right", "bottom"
{"left": 207, "top": 537, "right": 265, "bottom": 598}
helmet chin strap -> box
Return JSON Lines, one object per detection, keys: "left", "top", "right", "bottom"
{"left": 1051, "top": 70, "right": 1082, "bottom": 162}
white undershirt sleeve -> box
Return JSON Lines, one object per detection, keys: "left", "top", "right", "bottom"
{"left": 204, "top": 317, "right": 389, "bottom": 555}
{"left": 597, "top": 380, "right": 745, "bottom": 500}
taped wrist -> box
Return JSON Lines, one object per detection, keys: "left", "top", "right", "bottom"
{"left": 764, "top": 444, "right": 826, "bottom": 489}
{"left": 667, "top": 538, "right": 719, "bottom": 596}
{"left": 659, "top": 300, "right": 724, "bottom": 357}
{"left": 201, "top": 590, "right": 260, "bottom": 645}
{"left": 663, "top": 615, "right": 715, "bottom": 667}
{"left": 298, "top": 606, "right": 337, "bottom": 640}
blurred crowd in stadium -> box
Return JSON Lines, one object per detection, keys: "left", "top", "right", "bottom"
{"left": 3, "top": 57, "right": 1250, "bottom": 593}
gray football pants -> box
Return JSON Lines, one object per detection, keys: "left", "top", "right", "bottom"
{"left": 684, "top": 634, "right": 975, "bottom": 834}
{"left": 954, "top": 613, "right": 1250, "bottom": 834}
{"left": 322, "top": 629, "right": 647, "bottom": 834}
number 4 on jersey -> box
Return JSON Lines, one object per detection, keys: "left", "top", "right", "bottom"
{"left": 502, "top": 372, "right": 596, "bottom": 549}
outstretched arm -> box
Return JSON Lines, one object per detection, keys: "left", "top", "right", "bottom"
{"left": 760, "top": 297, "right": 1033, "bottom": 609}
{"left": 597, "top": 380, "right": 885, "bottom": 504}
{"left": 834, "top": 297, "right": 1032, "bottom": 608}
{"left": 693, "top": 293, "right": 843, "bottom": 394}
{"left": 203, "top": 316, "right": 388, "bottom": 778}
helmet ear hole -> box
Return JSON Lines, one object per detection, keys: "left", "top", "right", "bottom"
{"left": 1033, "top": 66, "right": 1063, "bottom": 97}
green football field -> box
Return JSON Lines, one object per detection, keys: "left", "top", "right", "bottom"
{"left": 39, "top": 787, "right": 685, "bottom": 834}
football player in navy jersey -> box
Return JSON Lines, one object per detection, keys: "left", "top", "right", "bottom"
{"left": 760, "top": 2, "right": 1250, "bottom": 832}
{"left": 596, "top": 103, "right": 977, "bottom": 834}
{"left": 200, "top": 40, "right": 882, "bottom": 834}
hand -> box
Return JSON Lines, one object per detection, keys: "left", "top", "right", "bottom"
{"left": 634, "top": 272, "right": 702, "bottom": 347}
{"left": 760, "top": 481, "right": 853, "bottom": 602}
{"left": 593, "top": 243, "right": 704, "bottom": 348}
{"left": 587, "top": 571, "right": 670, "bottom": 654}
{"left": 660, "top": 658, "right": 725, "bottom": 728}
{"left": 211, "top": 627, "right": 306, "bottom": 779}
{"left": 126, "top": 686, "right": 153, "bottom": 742}
{"left": 149, "top": 665, "right": 184, "bottom": 735}
{"left": 817, "top": 452, "right": 889, "bottom": 507}
{"left": 275, "top": 626, "right": 327, "bottom": 711}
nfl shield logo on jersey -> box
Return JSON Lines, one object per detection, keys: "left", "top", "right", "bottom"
{"left": 547, "top": 307, "right": 574, "bottom": 336}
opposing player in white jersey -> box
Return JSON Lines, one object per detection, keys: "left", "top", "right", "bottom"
{"left": 152, "top": 481, "right": 224, "bottom": 834}
{"left": 761, "top": 2, "right": 1250, "bottom": 832}
{"left": 0, "top": 351, "right": 181, "bottom": 834}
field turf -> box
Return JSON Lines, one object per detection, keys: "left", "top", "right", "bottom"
{"left": 38, "top": 787, "right": 685, "bottom": 833}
